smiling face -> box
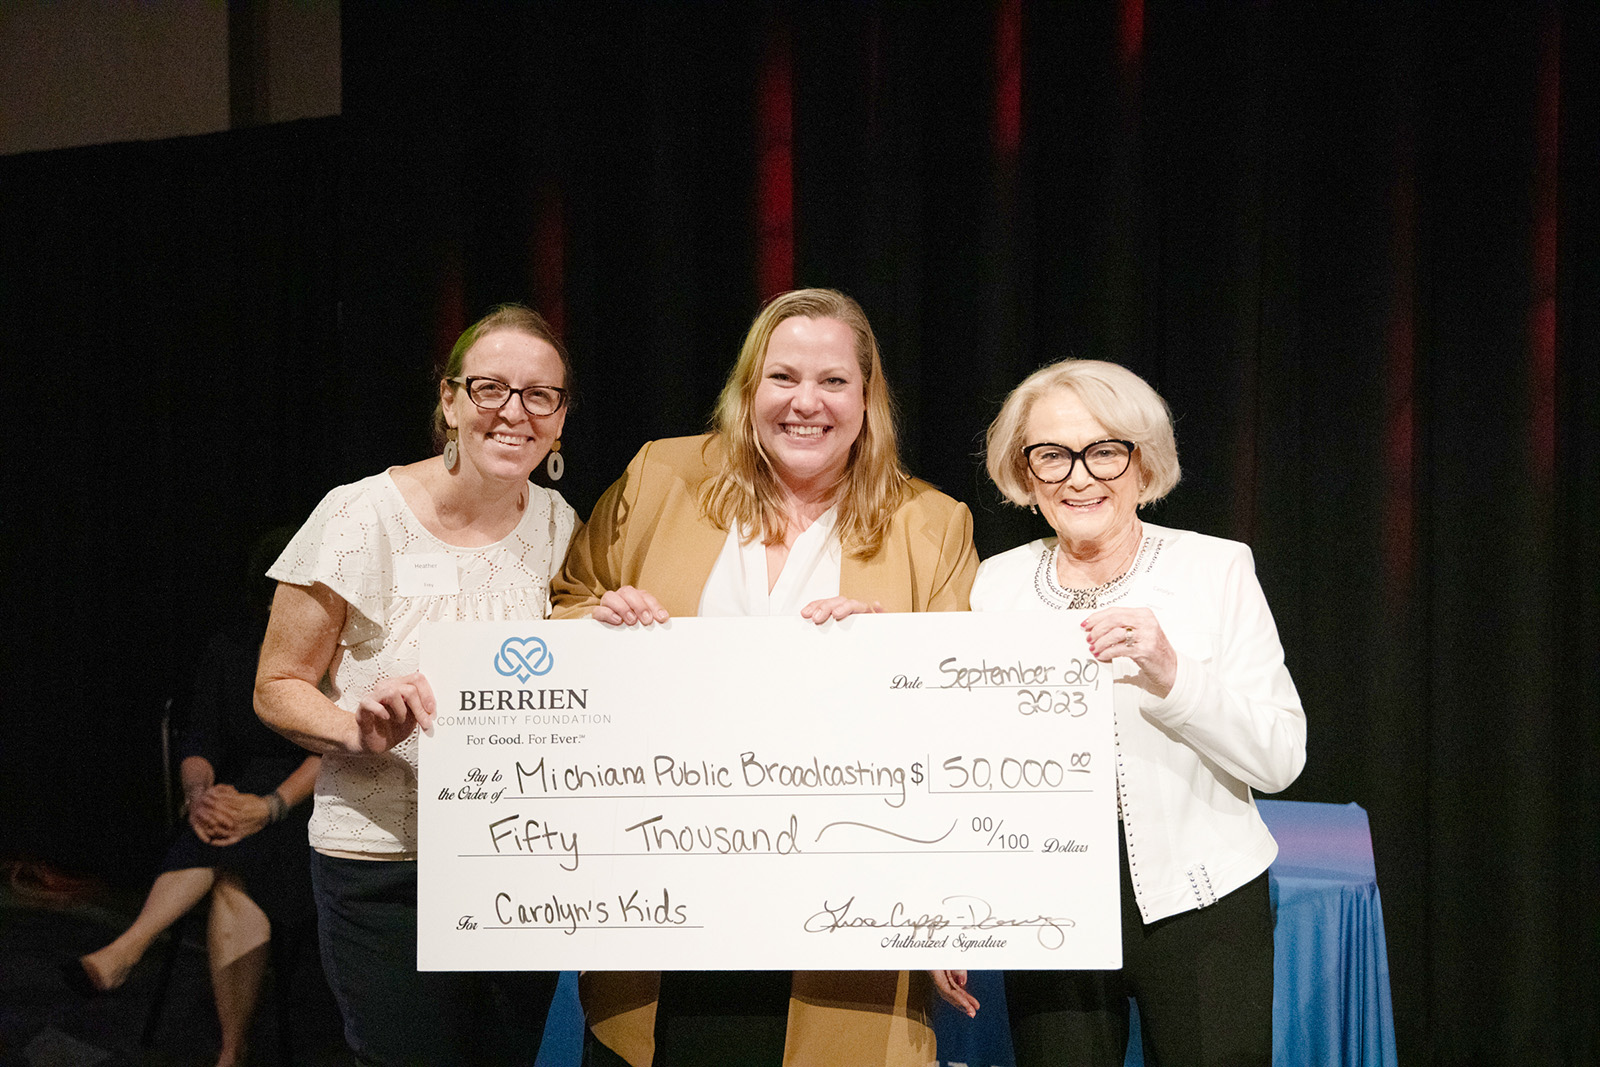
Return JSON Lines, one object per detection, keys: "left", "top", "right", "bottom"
{"left": 1025, "top": 386, "right": 1141, "bottom": 552}
{"left": 440, "top": 328, "right": 567, "bottom": 484}
{"left": 752, "top": 315, "right": 867, "bottom": 498}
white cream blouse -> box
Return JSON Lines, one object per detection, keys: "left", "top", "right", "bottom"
{"left": 268, "top": 471, "right": 577, "bottom": 856}
{"left": 697, "top": 506, "right": 842, "bottom": 617}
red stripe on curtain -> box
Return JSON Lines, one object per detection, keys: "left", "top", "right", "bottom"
{"left": 757, "top": 20, "right": 794, "bottom": 300}
{"left": 1529, "top": 11, "right": 1559, "bottom": 492}
{"left": 533, "top": 182, "right": 566, "bottom": 341}
{"left": 1383, "top": 120, "right": 1417, "bottom": 588}
{"left": 1119, "top": 0, "right": 1144, "bottom": 67}
{"left": 994, "top": 0, "right": 1022, "bottom": 161}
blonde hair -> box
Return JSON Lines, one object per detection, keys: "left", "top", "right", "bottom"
{"left": 985, "top": 359, "right": 1180, "bottom": 507}
{"left": 701, "top": 288, "right": 908, "bottom": 558}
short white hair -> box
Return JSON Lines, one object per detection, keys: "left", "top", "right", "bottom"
{"left": 984, "top": 359, "right": 1180, "bottom": 507}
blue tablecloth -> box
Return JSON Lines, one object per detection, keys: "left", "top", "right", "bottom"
{"left": 535, "top": 801, "right": 1397, "bottom": 1067}
{"left": 930, "top": 800, "right": 1398, "bottom": 1067}
{"left": 1251, "top": 800, "right": 1398, "bottom": 1067}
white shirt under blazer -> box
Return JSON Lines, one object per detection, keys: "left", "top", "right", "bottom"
{"left": 971, "top": 522, "right": 1306, "bottom": 924}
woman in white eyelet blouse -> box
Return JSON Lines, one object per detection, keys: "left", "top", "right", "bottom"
{"left": 963, "top": 358, "right": 1305, "bottom": 1067}
{"left": 254, "top": 305, "right": 577, "bottom": 1067}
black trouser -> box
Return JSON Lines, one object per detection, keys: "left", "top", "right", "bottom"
{"left": 584, "top": 971, "right": 791, "bottom": 1067}
{"left": 1006, "top": 830, "right": 1274, "bottom": 1067}
{"left": 311, "top": 852, "right": 561, "bottom": 1067}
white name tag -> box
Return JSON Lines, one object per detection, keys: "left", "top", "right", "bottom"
{"left": 397, "top": 553, "right": 460, "bottom": 596}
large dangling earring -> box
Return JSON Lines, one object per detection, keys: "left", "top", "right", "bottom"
{"left": 442, "top": 428, "right": 459, "bottom": 471}
{"left": 545, "top": 439, "right": 564, "bottom": 482}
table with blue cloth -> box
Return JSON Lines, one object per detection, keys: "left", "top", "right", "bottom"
{"left": 1251, "top": 800, "right": 1398, "bottom": 1067}
{"left": 531, "top": 800, "right": 1397, "bottom": 1067}
{"left": 929, "top": 800, "right": 1399, "bottom": 1067}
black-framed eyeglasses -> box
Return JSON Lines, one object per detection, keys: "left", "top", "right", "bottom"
{"left": 1023, "top": 439, "right": 1136, "bottom": 483}
{"left": 448, "top": 376, "right": 568, "bottom": 417}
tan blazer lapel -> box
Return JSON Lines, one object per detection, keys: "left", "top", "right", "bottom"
{"left": 648, "top": 516, "right": 727, "bottom": 617}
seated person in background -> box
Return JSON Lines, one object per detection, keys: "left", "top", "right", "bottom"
{"left": 72, "top": 527, "right": 320, "bottom": 1067}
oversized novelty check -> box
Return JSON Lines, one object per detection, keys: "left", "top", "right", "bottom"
{"left": 417, "top": 613, "right": 1119, "bottom": 971}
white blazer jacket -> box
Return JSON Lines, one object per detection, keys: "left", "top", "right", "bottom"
{"left": 972, "top": 522, "right": 1306, "bottom": 923}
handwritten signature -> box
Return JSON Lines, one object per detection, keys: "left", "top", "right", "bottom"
{"left": 801, "top": 894, "right": 1072, "bottom": 949}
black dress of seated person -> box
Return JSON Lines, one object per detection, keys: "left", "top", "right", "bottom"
{"left": 161, "top": 616, "right": 315, "bottom": 931}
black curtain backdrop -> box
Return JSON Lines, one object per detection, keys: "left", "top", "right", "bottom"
{"left": 1, "top": 3, "right": 1594, "bottom": 1064}
{"left": 0, "top": 118, "right": 345, "bottom": 868}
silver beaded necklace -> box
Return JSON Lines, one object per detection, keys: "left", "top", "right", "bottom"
{"left": 1033, "top": 531, "right": 1153, "bottom": 610}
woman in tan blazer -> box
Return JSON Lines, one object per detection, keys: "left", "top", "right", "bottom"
{"left": 552, "top": 288, "right": 979, "bottom": 1067}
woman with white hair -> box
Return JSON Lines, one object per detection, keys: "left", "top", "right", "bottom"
{"left": 956, "top": 358, "right": 1305, "bottom": 1067}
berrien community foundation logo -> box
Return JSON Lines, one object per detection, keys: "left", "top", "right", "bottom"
{"left": 494, "top": 636, "right": 553, "bottom": 683}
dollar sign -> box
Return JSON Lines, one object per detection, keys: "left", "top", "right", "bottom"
{"left": 910, "top": 762, "right": 923, "bottom": 785}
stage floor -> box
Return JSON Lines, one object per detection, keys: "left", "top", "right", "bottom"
{"left": 0, "top": 864, "right": 350, "bottom": 1067}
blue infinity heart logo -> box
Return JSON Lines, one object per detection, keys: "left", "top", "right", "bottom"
{"left": 494, "top": 637, "right": 553, "bottom": 683}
